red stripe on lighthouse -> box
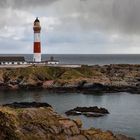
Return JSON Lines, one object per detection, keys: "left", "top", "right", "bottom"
{"left": 34, "top": 42, "right": 41, "bottom": 53}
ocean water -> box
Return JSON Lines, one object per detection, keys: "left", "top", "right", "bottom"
{"left": 0, "top": 91, "right": 139, "bottom": 140}
{"left": 0, "top": 54, "right": 140, "bottom": 65}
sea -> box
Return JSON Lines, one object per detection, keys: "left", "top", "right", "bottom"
{"left": 0, "top": 54, "right": 140, "bottom": 139}
{"left": 0, "top": 54, "right": 140, "bottom": 65}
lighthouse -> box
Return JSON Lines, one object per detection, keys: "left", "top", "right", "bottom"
{"left": 33, "top": 17, "right": 41, "bottom": 62}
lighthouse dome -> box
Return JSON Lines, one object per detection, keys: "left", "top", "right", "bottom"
{"left": 34, "top": 17, "right": 40, "bottom": 22}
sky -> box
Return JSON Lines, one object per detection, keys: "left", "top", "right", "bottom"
{"left": 0, "top": 0, "right": 140, "bottom": 54}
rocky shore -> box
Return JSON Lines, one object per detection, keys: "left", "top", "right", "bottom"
{"left": 0, "top": 64, "right": 140, "bottom": 93}
{"left": 0, "top": 102, "right": 135, "bottom": 140}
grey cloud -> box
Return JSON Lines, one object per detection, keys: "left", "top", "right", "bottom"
{"left": 51, "top": 0, "right": 140, "bottom": 35}
{"left": 0, "top": 0, "right": 140, "bottom": 54}
{"left": 0, "top": 37, "right": 30, "bottom": 53}
{"left": 0, "top": 0, "right": 58, "bottom": 9}
{"left": 0, "top": 0, "right": 140, "bottom": 35}
{"left": 0, "top": 0, "right": 58, "bottom": 28}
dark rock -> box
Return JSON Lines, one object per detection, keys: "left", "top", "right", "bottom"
{"left": 74, "top": 106, "right": 109, "bottom": 113}
{"left": 66, "top": 111, "right": 82, "bottom": 116}
{"left": 83, "top": 82, "right": 93, "bottom": 88}
{"left": 65, "top": 106, "right": 109, "bottom": 117}
{"left": 3, "top": 102, "right": 52, "bottom": 108}
{"left": 93, "top": 83, "right": 106, "bottom": 88}
{"left": 77, "top": 80, "right": 87, "bottom": 88}
{"left": 8, "top": 80, "right": 18, "bottom": 85}
{"left": 84, "top": 112, "right": 105, "bottom": 117}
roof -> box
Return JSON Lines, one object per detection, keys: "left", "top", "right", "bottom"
{"left": 34, "top": 17, "right": 40, "bottom": 22}
{"left": 0, "top": 56, "right": 25, "bottom": 62}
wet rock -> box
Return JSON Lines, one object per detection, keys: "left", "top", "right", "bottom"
{"left": 8, "top": 80, "right": 19, "bottom": 85}
{"left": 8, "top": 84, "right": 19, "bottom": 90}
{"left": 63, "top": 83, "right": 79, "bottom": 88}
{"left": 65, "top": 106, "right": 109, "bottom": 117}
{"left": 84, "top": 112, "right": 105, "bottom": 117}
{"left": 83, "top": 82, "right": 93, "bottom": 88}
{"left": 3, "top": 102, "right": 52, "bottom": 108}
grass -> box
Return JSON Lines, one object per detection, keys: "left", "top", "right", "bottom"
{"left": 0, "top": 66, "right": 104, "bottom": 83}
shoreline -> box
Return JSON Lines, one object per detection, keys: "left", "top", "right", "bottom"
{"left": 0, "top": 84, "right": 139, "bottom": 94}
{"left": 0, "top": 102, "right": 135, "bottom": 140}
{"left": 0, "top": 64, "right": 140, "bottom": 94}
{"left": 0, "top": 64, "right": 138, "bottom": 139}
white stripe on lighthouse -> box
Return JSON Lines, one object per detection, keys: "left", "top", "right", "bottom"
{"left": 33, "top": 53, "right": 41, "bottom": 62}
{"left": 34, "top": 33, "right": 40, "bottom": 42}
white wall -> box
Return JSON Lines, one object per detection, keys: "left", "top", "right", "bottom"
{"left": 48, "top": 61, "right": 59, "bottom": 65}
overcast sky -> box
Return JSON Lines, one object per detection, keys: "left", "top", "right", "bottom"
{"left": 0, "top": 0, "right": 140, "bottom": 54}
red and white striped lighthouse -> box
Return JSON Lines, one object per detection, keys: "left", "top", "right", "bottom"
{"left": 33, "top": 17, "right": 41, "bottom": 62}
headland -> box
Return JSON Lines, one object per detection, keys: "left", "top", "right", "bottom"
{"left": 0, "top": 64, "right": 139, "bottom": 93}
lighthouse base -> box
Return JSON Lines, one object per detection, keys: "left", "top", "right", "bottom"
{"left": 33, "top": 53, "right": 41, "bottom": 62}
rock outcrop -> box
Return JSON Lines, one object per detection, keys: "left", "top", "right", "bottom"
{"left": 65, "top": 106, "right": 109, "bottom": 117}
{"left": 0, "top": 64, "right": 140, "bottom": 93}
{"left": 0, "top": 102, "right": 135, "bottom": 140}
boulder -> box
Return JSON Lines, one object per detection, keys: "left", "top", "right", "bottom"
{"left": 65, "top": 106, "right": 109, "bottom": 117}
